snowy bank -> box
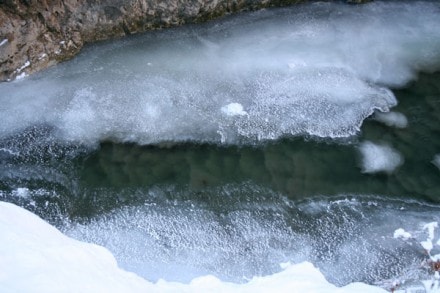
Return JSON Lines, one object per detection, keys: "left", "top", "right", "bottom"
{"left": 0, "top": 201, "right": 385, "bottom": 293}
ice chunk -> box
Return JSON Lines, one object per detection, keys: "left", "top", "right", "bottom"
{"left": 13, "top": 187, "right": 30, "bottom": 198}
{"left": 373, "top": 111, "right": 408, "bottom": 128}
{"left": 393, "top": 228, "right": 411, "bottom": 240}
{"left": 359, "top": 141, "right": 403, "bottom": 174}
{"left": 221, "top": 103, "right": 248, "bottom": 116}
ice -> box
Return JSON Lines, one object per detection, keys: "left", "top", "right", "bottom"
{"left": 13, "top": 187, "right": 30, "bottom": 198}
{"left": 0, "top": 39, "right": 8, "bottom": 47}
{"left": 358, "top": 141, "right": 403, "bottom": 174}
{"left": 0, "top": 147, "right": 19, "bottom": 156}
{"left": 373, "top": 111, "right": 408, "bottom": 128}
{"left": 423, "top": 222, "right": 438, "bottom": 241}
{"left": 421, "top": 240, "right": 433, "bottom": 252}
{"left": 221, "top": 103, "right": 248, "bottom": 116}
{"left": 432, "top": 155, "right": 440, "bottom": 170}
{"left": 0, "top": 201, "right": 386, "bottom": 293}
{"left": 1, "top": 2, "right": 440, "bottom": 145}
{"left": 393, "top": 228, "right": 411, "bottom": 240}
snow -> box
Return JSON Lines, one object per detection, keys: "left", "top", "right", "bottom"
{"left": 221, "top": 103, "right": 248, "bottom": 116}
{"left": 15, "top": 72, "right": 27, "bottom": 80}
{"left": 358, "top": 141, "right": 403, "bottom": 174}
{"left": 15, "top": 61, "right": 30, "bottom": 73}
{"left": 0, "top": 201, "right": 386, "bottom": 293}
{"left": 0, "top": 39, "right": 8, "bottom": 47}
{"left": 393, "top": 228, "right": 411, "bottom": 240}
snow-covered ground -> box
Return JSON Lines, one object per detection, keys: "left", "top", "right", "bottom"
{"left": 0, "top": 201, "right": 385, "bottom": 292}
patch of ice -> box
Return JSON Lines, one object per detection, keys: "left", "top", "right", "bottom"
{"left": 373, "top": 111, "right": 408, "bottom": 128}
{"left": 221, "top": 103, "right": 248, "bottom": 116}
{"left": 423, "top": 222, "right": 438, "bottom": 241}
{"left": 421, "top": 240, "right": 434, "bottom": 252}
{"left": 393, "top": 228, "right": 411, "bottom": 240}
{"left": 358, "top": 141, "right": 403, "bottom": 174}
{"left": 12, "top": 187, "right": 30, "bottom": 198}
{"left": 0, "top": 147, "right": 19, "bottom": 156}
{"left": 0, "top": 38, "right": 8, "bottom": 47}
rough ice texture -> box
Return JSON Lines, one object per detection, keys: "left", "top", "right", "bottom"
{"left": 359, "top": 141, "right": 403, "bottom": 174}
{"left": 0, "top": 201, "right": 385, "bottom": 293}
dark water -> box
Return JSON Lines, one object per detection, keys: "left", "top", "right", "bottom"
{"left": 1, "top": 2, "right": 440, "bottom": 288}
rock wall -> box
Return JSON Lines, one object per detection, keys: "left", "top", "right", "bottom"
{"left": 0, "top": 0, "right": 369, "bottom": 81}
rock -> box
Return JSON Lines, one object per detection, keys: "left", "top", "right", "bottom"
{"left": 0, "top": 0, "right": 370, "bottom": 81}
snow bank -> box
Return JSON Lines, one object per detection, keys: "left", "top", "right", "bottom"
{"left": 0, "top": 201, "right": 385, "bottom": 292}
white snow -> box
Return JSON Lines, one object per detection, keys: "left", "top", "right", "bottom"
{"left": 38, "top": 53, "right": 48, "bottom": 60}
{"left": 0, "top": 201, "right": 386, "bottom": 293}
{"left": 221, "top": 103, "right": 248, "bottom": 116}
{"left": 373, "top": 111, "right": 408, "bottom": 128}
{"left": 0, "top": 38, "right": 8, "bottom": 47}
{"left": 359, "top": 141, "right": 403, "bottom": 174}
{"left": 393, "top": 228, "right": 411, "bottom": 240}
{"left": 15, "top": 61, "right": 30, "bottom": 73}
{"left": 15, "top": 72, "right": 27, "bottom": 80}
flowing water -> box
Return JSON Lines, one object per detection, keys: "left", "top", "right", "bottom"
{"left": 1, "top": 0, "right": 440, "bottom": 289}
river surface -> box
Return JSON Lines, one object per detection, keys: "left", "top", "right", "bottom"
{"left": 1, "top": 1, "right": 440, "bottom": 289}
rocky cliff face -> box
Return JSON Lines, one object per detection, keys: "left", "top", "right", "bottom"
{"left": 0, "top": 0, "right": 369, "bottom": 81}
